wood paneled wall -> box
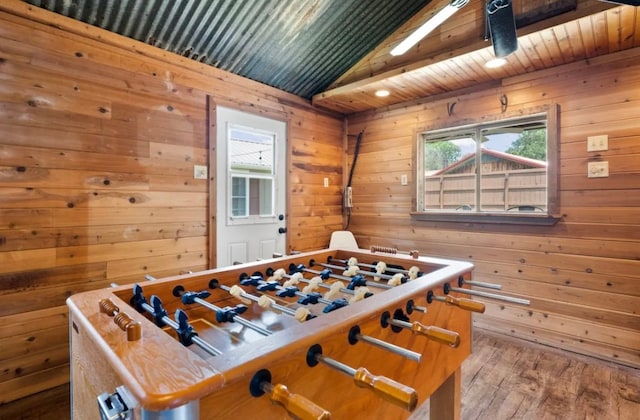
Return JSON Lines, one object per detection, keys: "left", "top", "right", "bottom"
{"left": 346, "top": 48, "right": 640, "bottom": 369}
{"left": 0, "top": 4, "right": 343, "bottom": 404}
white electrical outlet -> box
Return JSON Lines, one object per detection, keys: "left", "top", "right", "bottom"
{"left": 401, "top": 174, "right": 408, "bottom": 185}
{"left": 587, "top": 161, "right": 609, "bottom": 178}
{"left": 587, "top": 135, "right": 608, "bottom": 152}
{"left": 193, "top": 165, "right": 208, "bottom": 179}
{"left": 324, "top": 177, "right": 329, "bottom": 188}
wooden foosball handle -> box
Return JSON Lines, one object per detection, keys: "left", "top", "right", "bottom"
{"left": 113, "top": 313, "right": 142, "bottom": 342}
{"left": 444, "top": 295, "right": 486, "bottom": 313}
{"left": 353, "top": 367, "right": 418, "bottom": 412}
{"left": 410, "top": 322, "right": 460, "bottom": 348}
{"left": 99, "top": 298, "right": 141, "bottom": 341}
{"left": 269, "top": 383, "right": 331, "bottom": 420}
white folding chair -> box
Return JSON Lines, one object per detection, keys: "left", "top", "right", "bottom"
{"left": 329, "top": 231, "right": 359, "bottom": 250}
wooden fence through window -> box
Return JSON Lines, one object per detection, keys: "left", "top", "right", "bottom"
{"left": 424, "top": 168, "right": 547, "bottom": 212}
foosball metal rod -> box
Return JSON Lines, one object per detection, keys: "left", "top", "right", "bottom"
{"left": 306, "top": 344, "right": 418, "bottom": 412}
{"left": 309, "top": 260, "right": 396, "bottom": 289}
{"left": 328, "top": 256, "right": 418, "bottom": 277}
{"left": 348, "top": 326, "right": 421, "bottom": 363}
{"left": 289, "top": 264, "right": 357, "bottom": 295}
{"left": 264, "top": 272, "right": 358, "bottom": 312}
{"left": 268, "top": 268, "right": 357, "bottom": 300}
{"left": 131, "top": 287, "right": 179, "bottom": 331}
{"left": 211, "top": 281, "right": 315, "bottom": 322}
{"left": 406, "top": 299, "right": 427, "bottom": 314}
{"left": 218, "top": 281, "right": 299, "bottom": 317}
{"left": 381, "top": 310, "right": 460, "bottom": 348}
{"left": 236, "top": 274, "right": 325, "bottom": 314}
{"left": 427, "top": 290, "right": 486, "bottom": 313}
{"left": 250, "top": 369, "right": 331, "bottom": 420}
{"left": 313, "top": 260, "right": 404, "bottom": 284}
{"left": 130, "top": 285, "right": 223, "bottom": 356}
{"left": 291, "top": 264, "right": 391, "bottom": 291}
{"left": 296, "top": 274, "right": 356, "bottom": 296}
{"left": 174, "top": 309, "right": 224, "bottom": 357}
{"left": 172, "top": 286, "right": 273, "bottom": 336}
{"left": 444, "top": 283, "right": 530, "bottom": 305}
{"left": 458, "top": 276, "right": 502, "bottom": 290}
{"left": 264, "top": 272, "right": 337, "bottom": 306}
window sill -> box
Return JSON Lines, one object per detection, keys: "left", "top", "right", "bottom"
{"left": 410, "top": 212, "right": 562, "bottom": 226}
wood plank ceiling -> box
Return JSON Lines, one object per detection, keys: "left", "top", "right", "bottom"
{"left": 313, "top": 0, "right": 640, "bottom": 114}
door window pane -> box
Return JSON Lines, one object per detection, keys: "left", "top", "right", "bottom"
{"left": 228, "top": 127, "right": 275, "bottom": 220}
{"left": 231, "top": 176, "right": 248, "bottom": 217}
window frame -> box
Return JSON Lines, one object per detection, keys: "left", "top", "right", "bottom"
{"left": 411, "top": 105, "right": 561, "bottom": 226}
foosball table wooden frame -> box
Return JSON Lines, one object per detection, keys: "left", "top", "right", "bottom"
{"left": 67, "top": 248, "right": 475, "bottom": 419}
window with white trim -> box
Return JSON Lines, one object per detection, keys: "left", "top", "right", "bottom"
{"left": 415, "top": 108, "right": 560, "bottom": 224}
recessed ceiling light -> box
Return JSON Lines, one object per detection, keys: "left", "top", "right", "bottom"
{"left": 375, "top": 89, "right": 390, "bottom": 97}
{"left": 485, "top": 57, "right": 507, "bottom": 68}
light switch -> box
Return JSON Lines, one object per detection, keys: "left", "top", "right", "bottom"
{"left": 401, "top": 174, "right": 408, "bottom": 185}
{"left": 587, "top": 135, "right": 608, "bottom": 152}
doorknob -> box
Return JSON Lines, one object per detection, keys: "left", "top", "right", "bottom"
{"left": 278, "top": 227, "right": 287, "bottom": 234}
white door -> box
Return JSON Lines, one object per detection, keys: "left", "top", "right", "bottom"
{"left": 216, "top": 106, "right": 287, "bottom": 267}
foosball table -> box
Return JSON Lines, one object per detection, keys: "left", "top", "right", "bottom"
{"left": 67, "top": 247, "right": 479, "bottom": 419}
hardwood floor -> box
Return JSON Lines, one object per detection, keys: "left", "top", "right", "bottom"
{"left": 0, "top": 382, "right": 70, "bottom": 419}
{"left": 411, "top": 329, "right": 640, "bottom": 420}
{"left": 1, "top": 329, "right": 638, "bottom": 419}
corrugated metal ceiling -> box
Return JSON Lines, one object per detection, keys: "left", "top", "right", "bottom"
{"left": 23, "top": 0, "right": 433, "bottom": 99}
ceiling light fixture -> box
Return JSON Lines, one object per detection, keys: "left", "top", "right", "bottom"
{"left": 485, "top": 57, "right": 507, "bottom": 68}
{"left": 375, "top": 89, "right": 390, "bottom": 97}
{"left": 487, "top": 0, "right": 518, "bottom": 58}
{"left": 390, "top": 0, "right": 470, "bottom": 56}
